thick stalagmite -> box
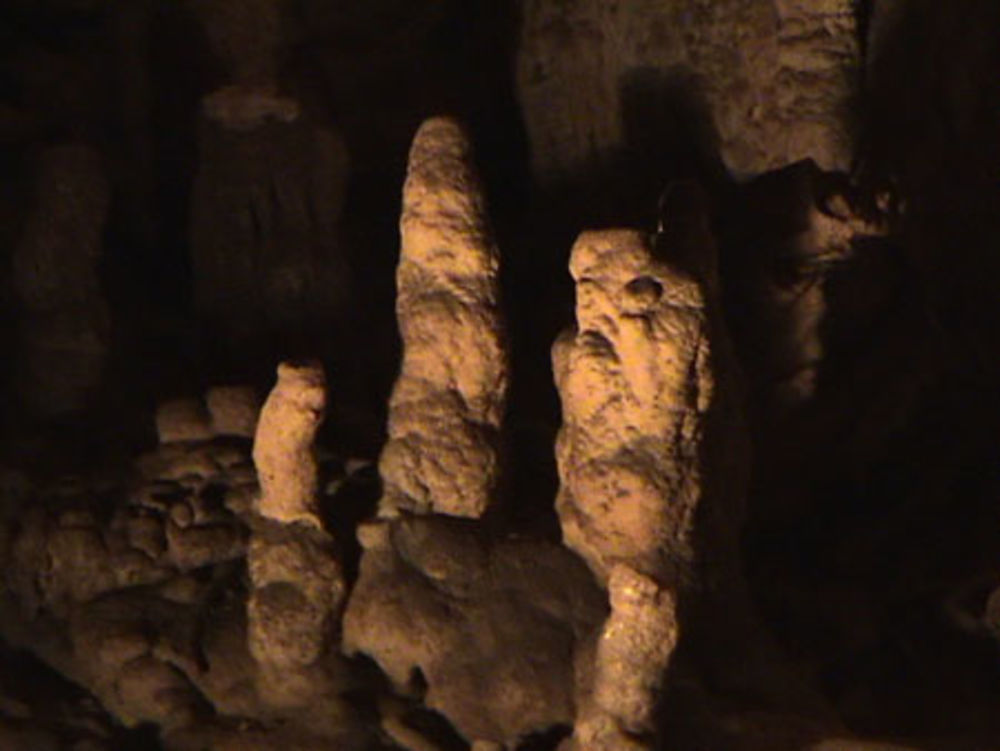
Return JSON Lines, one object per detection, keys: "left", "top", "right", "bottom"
{"left": 553, "top": 195, "right": 748, "bottom": 746}
{"left": 377, "top": 116, "right": 508, "bottom": 519}
{"left": 248, "top": 362, "right": 344, "bottom": 705}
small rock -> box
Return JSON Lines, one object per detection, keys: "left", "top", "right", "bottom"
{"left": 156, "top": 399, "right": 214, "bottom": 444}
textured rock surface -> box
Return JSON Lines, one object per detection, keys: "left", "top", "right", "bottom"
{"left": 377, "top": 117, "right": 508, "bottom": 519}
{"left": 517, "top": 0, "right": 857, "bottom": 180}
{"left": 206, "top": 385, "right": 261, "bottom": 438}
{"left": 252, "top": 362, "right": 326, "bottom": 528}
{"left": 554, "top": 191, "right": 753, "bottom": 746}
{"left": 553, "top": 224, "right": 727, "bottom": 585}
{"left": 343, "top": 515, "right": 606, "bottom": 746}
{"left": 11, "top": 144, "right": 110, "bottom": 416}
{"left": 247, "top": 362, "right": 345, "bottom": 707}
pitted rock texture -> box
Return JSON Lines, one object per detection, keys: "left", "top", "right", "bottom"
{"left": 342, "top": 515, "right": 606, "bottom": 747}
{"left": 517, "top": 0, "right": 857, "bottom": 181}
{"left": 247, "top": 361, "right": 345, "bottom": 708}
{"left": 11, "top": 144, "right": 110, "bottom": 416}
{"left": 554, "top": 226, "right": 718, "bottom": 586}
{"left": 377, "top": 116, "right": 508, "bottom": 519}
{"left": 252, "top": 362, "right": 326, "bottom": 528}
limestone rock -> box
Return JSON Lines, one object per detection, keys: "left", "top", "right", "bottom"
{"left": 247, "top": 361, "right": 344, "bottom": 705}
{"left": 11, "top": 144, "right": 110, "bottom": 415}
{"left": 554, "top": 189, "right": 753, "bottom": 746}
{"left": 553, "top": 226, "right": 719, "bottom": 585}
{"left": 342, "top": 516, "right": 606, "bottom": 746}
{"left": 156, "top": 399, "right": 214, "bottom": 444}
{"left": 378, "top": 116, "right": 508, "bottom": 519}
{"left": 206, "top": 386, "right": 261, "bottom": 438}
{"left": 516, "top": 0, "right": 857, "bottom": 181}
{"left": 246, "top": 521, "right": 344, "bottom": 672}
{"left": 252, "top": 362, "right": 325, "bottom": 528}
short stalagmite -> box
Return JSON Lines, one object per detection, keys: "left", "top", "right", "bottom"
{"left": 554, "top": 203, "right": 743, "bottom": 746}
{"left": 377, "top": 116, "right": 508, "bottom": 519}
{"left": 248, "top": 362, "right": 344, "bottom": 701}
{"left": 252, "top": 362, "right": 325, "bottom": 528}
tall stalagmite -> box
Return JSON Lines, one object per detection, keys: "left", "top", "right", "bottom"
{"left": 553, "top": 191, "right": 748, "bottom": 746}
{"left": 377, "top": 116, "right": 508, "bottom": 519}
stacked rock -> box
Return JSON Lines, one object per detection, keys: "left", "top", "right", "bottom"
{"left": 553, "top": 192, "right": 747, "bottom": 748}
{"left": 247, "top": 362, "right": 345, "bottom": 707}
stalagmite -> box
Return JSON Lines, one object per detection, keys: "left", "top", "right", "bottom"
{"left": 554, "top": 189, "right": 747, "bottom": 746}
{"left": 377, "top": 116, "right": 508, "bottom": 519}
{"left": 252, "top": 362, "right": 325, "bottom": 528}
{"left": 247, "top": 362, "right": 344, "bottom": 705}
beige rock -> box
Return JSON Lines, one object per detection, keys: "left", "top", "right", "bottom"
{"left": 573, "top": 566, "right": 679, "bottom": 748}
{"left": 554, "top": 200, "right": 749, "bottom": 747}
{"left": 342, "top": 516, "right": 605, "bottom": 746}
{"left": 554, "top": 227, "right": 717, "bottom": 585}
{"left": 252, "top": 362, "right": 326, "bottom": 528}
{"left": 246, "top": 523, "right": 344, "bottom": 672}
{"left": 247, "top": 362, "right": 344, "bottom": 702}
{"left": 378, "top": 116, "right": 508, "bottom": 519}
{"left": 156, "top": 398, "right": 214, "bottom": 444}
{"left": 206, "top": 385, "right": 261, "bottom": 438}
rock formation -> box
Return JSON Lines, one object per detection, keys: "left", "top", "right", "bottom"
{"left": 553, "top": 187, "right": 751, "bottom": 746}
{"left": 377, "top": 116, "right": 508, "bottom": 519}
{"left": 343, "top": 516, "right": 606, "bottom": 747}
{"left": 344, "top": 118, "right": 605, "bottom": 749}
{"left": 11, "top": 144, "right": 110, "bottom": 416}
{"left": 517, "top": 0, "right": 857, "bottom": 182}
{"left": 247, "top": 362, "right": 345, "bottom": 706}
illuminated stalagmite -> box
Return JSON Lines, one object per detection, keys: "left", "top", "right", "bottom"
{"left": 343, "top": 119, "right": 603, "bottom": 749}
{"left": 377, "top": 116, "right": 508, "bottom": 519}
{"left": 248, "top": 362, "right": 344, "bottom": 705}
{"left": 554, "top": 192, "right": 748, "bottom": 747}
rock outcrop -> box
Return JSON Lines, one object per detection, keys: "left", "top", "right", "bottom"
{"left": 343, "top": 516, "right": 606, "bottom": 747}
{"left": 377, "top": 116, "right": 508, "bottom": 519}
{"left": 247, "top": 362, "right": 345, "bottom": 707}
{"left": 553, "top": 187, "right": 750, "bottom": 746}
{"left": 517, "top": 0, "right": 858, "bottom": 181}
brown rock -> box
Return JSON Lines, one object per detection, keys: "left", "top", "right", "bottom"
{"left": 342, "top": 516, "right": 606, "bottom": 746}
{"left": 553, "top": 227, "right": 718, "bottom": 585}
{"left": 252, "top": 362, "right": 326, "bottom": 527}
{"left": 554, "top": 197, "right": 750, "bottom": 746}
{"left": 246, "top": 522, "right": 344, "bottom": 671}
{"left": 205, "top": 385, "right": 261, "bottom": 438}
{"left": 378, "top": 117, "right": 508, "bottom": 519}
{"left": 156, "top": 398, "right": 214, "bottom": 444}
{"left": 516, "top": 0, "right": 857, "bottom": 181}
